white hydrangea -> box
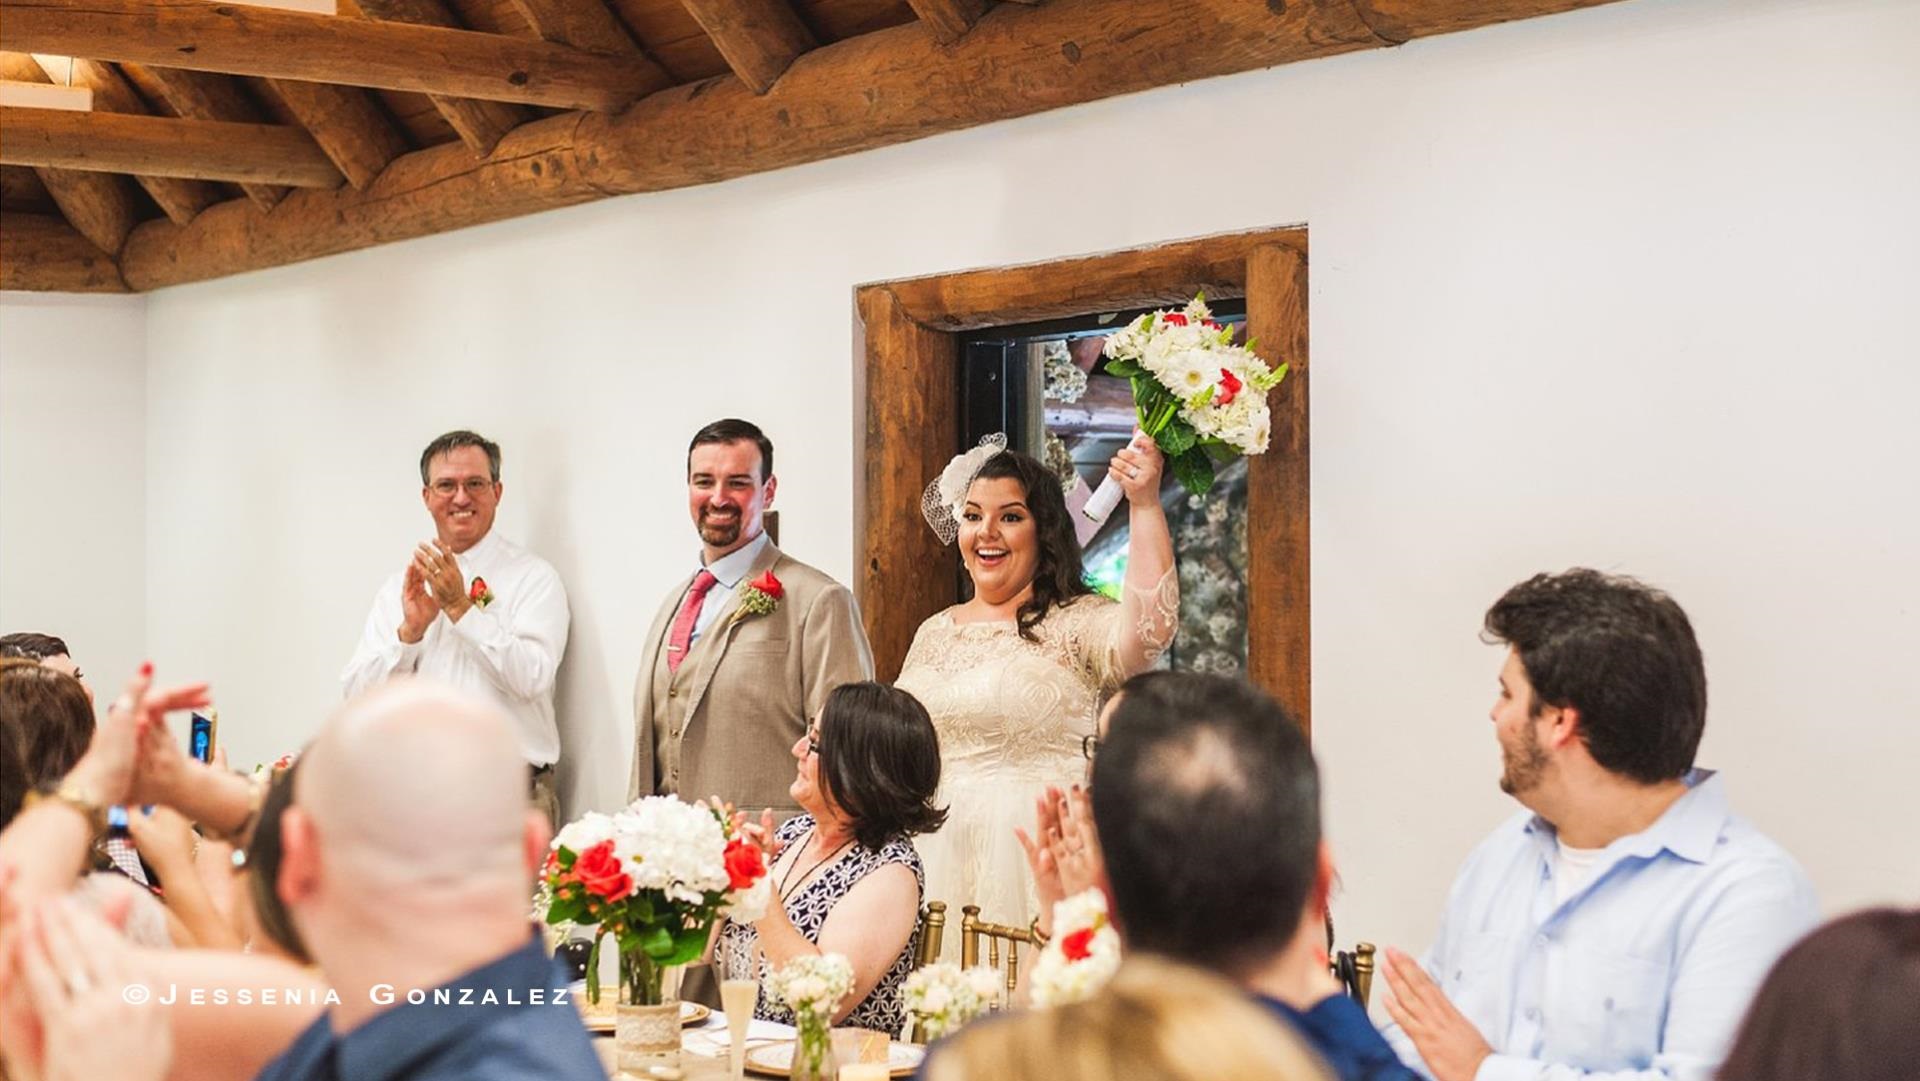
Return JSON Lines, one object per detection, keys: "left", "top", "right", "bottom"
{"left": 551, "top": 811, "right": 617, "bottom": 855}
{"left": 766, "top": 953, "right": 855, "bottom": 1017}
{"left": 903, "top": 963, "right": 1002, "bottom": 1039}
{"left": 610, "top": 796, "right": 732, "bottom": 907}
{"left": 723, "top": 874, "right": 772, "bottom": 924}
{"left": 1029, "top": 889, "right": 1124, "bottom": 1008}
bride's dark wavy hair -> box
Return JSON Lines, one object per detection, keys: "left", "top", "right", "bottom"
{"left": 968, "top": 450, "right": 1091, "bottom": 641}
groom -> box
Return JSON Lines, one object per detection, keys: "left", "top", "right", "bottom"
{"left": 631, "top": 419, "right": 873, "bottom": 818}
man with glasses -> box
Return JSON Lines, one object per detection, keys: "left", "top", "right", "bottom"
{"left": 343, "top": 430, "right": 571, "bottom": 826}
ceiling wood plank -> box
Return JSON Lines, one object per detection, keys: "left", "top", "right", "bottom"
{"left": 135, "top": 66, "right": 290, "bottom": 208}
{"left": 0, "top": 0, "right": 660, "bottom": 112}
{"left": 263, "top": 81, "right": 410, "bottom": 190}
{"left": 905, "top": 0, "right": 987, "bottom": 45}
{"left": 0, "top": 107, "right": 346, "bottom": 188}
{"left": 2, "top": 151, "right": 139, "bottom": 255}
{"left": 510, "top": 0, "right": 668, "bottom": 78}
{"left": 355, "top": 0, "right": 530, "bottom": 155}
{"left": 678, "top": 0, "right": 818, "bottom": 93}
{"left": 7, "top": 54, "right": 221, "bottom": 226}
{"left": 1, "top": 212, "right": 128, "bottom": 291}
{"left": 115, "top": 0, "right": 1632, "bottom": 290}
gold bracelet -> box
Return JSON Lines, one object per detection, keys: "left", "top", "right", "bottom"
{"left": 1028, "top": 916, "right": 1051, "bottom": 947}
{"left": 25, "top": 780, "right": 110, "bottom": 835}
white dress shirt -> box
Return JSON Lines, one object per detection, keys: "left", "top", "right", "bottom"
{"left": 342, "top": 529, "right": 571, "bottom": 766}
{"left": 686, "top": 531, "right": 771, "bottom": 646}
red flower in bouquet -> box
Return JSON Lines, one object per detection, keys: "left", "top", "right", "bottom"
{"left": 751, "top": 570, "right": 783, "bottom": 600}
{"left": 1162, "top": 312, "right": 1189, "bottom": 326}
{"left": 1061, "top": 927, "right": 1096, "bottom": 962}
{"left": 1216, "top": 368, "right": 1243, "bottom": 407}
{"left": 723, "top": 837, "right": 766, "bottom": 891}
{"left": 735, "top": 571, "right": 784, "bottom": 621}
{"left": 571, "top": 839, "right": 633, "bottom": 902}
{"left": 468, "top": 576, "right": 495, "bottom": 609}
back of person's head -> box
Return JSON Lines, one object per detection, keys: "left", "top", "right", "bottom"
{"left": 287, "top": 679, "right": 537, "bottom": 928}
{"left": 926, "top": 955, "right": 1331, "bottom": 1081}
{"left": 1091, "top": 672, "right": 1319, "bottom": 982}
{"left": 814, "top": 681, "right": 947, "bottom": 850}
{"left": 244, "top": 760, "right": 312, "bottom": 963}
{"left": 0, "top": 720, "right": 28, "bottom": 830}
{"left": 1716, "top": 908, "right": 1920, "bottom": 1081}
{"left": 0, "top": 632, "right": 70, "bottom": 661}
{"left": 0, "top": 658, "right": 94, "bottom": 785}
{"left": 1483, "top": 568, "right": 1706, "bottom": 784}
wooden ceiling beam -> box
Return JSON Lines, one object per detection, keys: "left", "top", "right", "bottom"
{"left": 678, "top": 0, "right": 817, "bottom": 94}
{"left": 264, "top": 79, "right": 410, "bottom": 191}
{"left": 510, "top": 0, "right": 668, "bottom": 74}
{"left": 1, "top": 212, "right": 127, "bottom": 291}
{"left": 1349, "top": 0, "right": 1622, "bottom": 43}
{"left": 133, "top": 66, "right": 290, "bottom": 208}
{"left": 355, "top": 0, "right": 529, "bottom": 156}
{"left": 0, "top": 55, "right": 142, "bottom": 254}
{"left": 905, "top": 0, "right": 989, "bottom": 46}
{"left": 1, "top": 107, "right": 346, "bottom": 188}
{"left": 0, "top": 0, "right": 658, "bottom": 112}
{"left": 6, "top": 54, "right": 220, "bottom": 226}
{"left": 115, "top": 0, "right": 1632, "bottom": 291}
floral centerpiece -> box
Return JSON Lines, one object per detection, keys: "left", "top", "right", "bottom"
{"left": 902, "top": 963, "right": 1002, "bottom": 1040}
{"left": 766, "top": 953, "right": 854, "bottom": 1081}
{"left": 543, "top": 797, "right": 770, "bottom": 1007}
{"left": 1080, "top": 292, "right": 1289, "bottom": 523}
{"left": 1029, "top": 889, "right": 1123, "bottom": 1007}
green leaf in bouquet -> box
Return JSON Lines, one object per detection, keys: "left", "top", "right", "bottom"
{"left": 1170, "top": 448, "right": 1217, "bottom": 495}
{"left": 639, "top": 925, "right": 676, "bottom": 962}
{"left": 1156, "top": 420, "right": 1199, "bottom": 458}
{"left": 660, "top": 923, "right": 713, "bottom": 967}
{"left": 1103, "top": 358, "right": 1144, "bottom": 380}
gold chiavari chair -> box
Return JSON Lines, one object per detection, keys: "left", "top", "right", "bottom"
{"left": 1331, "top": 941, "right": 1377, "bottom": 1008}
{"left": 915, "top": 901, "right": 948, "bottom": 969}
{"left": 960, "top": 904, "right": 1037, "bottom": 998}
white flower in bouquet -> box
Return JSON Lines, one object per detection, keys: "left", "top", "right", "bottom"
{"left": 723, "top": 874, "right": 773, "bottom": 924}
{"left": 551, "top": 811, "right": 618, "bottom": 856}
{"left": 767, "top": 953, "right": 855, "bottom": 1018}
{"left": 1029, "top": 889, "right": 1123, "bottom": 1008}
{"left": 903, "top": 963, "right": 1002, "bottom": 1040}
{"left": 612, "top": 797, "right": 732, "bottom": 906}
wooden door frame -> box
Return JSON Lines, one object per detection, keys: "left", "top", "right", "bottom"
{"left": 852, "top": 226, "right": 1311, "bottom": 731}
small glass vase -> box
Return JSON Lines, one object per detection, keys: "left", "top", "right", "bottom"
{"left": 790, "top": 1007, "right": 837, "bottom": 1081}
{"left": 611, "top": 946, "right": 683, "bottom": 1076}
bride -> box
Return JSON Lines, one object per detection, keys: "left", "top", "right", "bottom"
{"left": 894, "top": 435, "right": 1177, "bottom": 941}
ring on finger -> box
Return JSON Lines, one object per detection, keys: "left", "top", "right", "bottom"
{"left": 64, "top": 967, "right": 92, "bottom": 996}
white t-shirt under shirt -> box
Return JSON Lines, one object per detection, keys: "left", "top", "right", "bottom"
{"left": 1552, "top": 839, "right": 1606, "bottom": 908}
{"left": 342, "top": 529, "right": 570, "bottom": 766}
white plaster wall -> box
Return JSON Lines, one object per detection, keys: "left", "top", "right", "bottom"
{"left": 0, "top": 293, "right": 149, "bottom": 694}
{"left": 108, "top": 0, "right": 1920, "bottom": 955}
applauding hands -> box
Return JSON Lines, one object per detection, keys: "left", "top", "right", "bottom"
{"left": 400, "top": 540, "right": 471, "bottom": 643}
{"left": 1015, "top": 784, "right": 1103, "bottom": 939}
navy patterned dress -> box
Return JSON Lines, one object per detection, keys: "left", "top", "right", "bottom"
{"left": 717, "top": 814, "right": 923, "bottom": 1034}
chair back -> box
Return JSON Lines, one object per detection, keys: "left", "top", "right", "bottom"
{"left": 1331, "top": 941, "right": 1377, "bottom": 1009}
{"left": 959, "top": 904, "right": 1037, "bottom": 997}
{"left": 915, "top": 901, "right": 947, "bottom": 968}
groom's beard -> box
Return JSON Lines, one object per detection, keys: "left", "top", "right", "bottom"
{"left": 699, "top": 508, "right": 743, "bottom": 547}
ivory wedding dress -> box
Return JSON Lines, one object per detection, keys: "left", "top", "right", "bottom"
{"left": 893, "top": 568, "right": 1179, "bottom": 938}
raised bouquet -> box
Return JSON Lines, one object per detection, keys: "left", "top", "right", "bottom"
{"left": 903, "top": 962, "right": 1003, "bottom": 1040}
{"left": 1081, "top": 293, "right": 1289, "bottom": 523}
{"left": 542, "top": 796, "right": 770, "bottom": 1005}
{"left": 1029, "top": 889, "right": 1123, "bottom": 1007}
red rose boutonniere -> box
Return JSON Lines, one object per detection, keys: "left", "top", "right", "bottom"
{"left": 468, "top": 576, "right": 495, "bottom": 609}
{"left": 735, "top": 571, "right": 784, "bottom": 621}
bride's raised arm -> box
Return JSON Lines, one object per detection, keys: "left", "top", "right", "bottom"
{"left": 1107, "top": 435, "right": 1178, "bottom": 676}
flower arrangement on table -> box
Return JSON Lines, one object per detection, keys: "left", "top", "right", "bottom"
{"left": 542, "top": 796, "right": 771, "bottom": 1007}
{"left": 1029, "top": 888, "right": 1123, "bottom": 1007}
{"left": 767, "top": 953, "right": 855, "bottom": 1081}
{"left": 902, "top": 963, "right": 1003, "bottom": 1040}
{"left": 1081, "top": 292, "right": 1290, "bottom": 523}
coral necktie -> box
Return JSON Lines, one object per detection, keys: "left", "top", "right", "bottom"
{"left": 665, "top": 570, "right": 719, "bottom": 674}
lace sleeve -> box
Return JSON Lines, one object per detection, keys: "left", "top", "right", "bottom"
{"left": 1056, "top": 567, "right": 1179, "bottom": 691}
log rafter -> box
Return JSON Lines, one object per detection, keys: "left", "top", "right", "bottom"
{"left": 0, "top": 0, "right": 661, "bottom": 112}
{"left": 0, "top": 107, "right": 345, "bottom": 188}
{"left": 0, "top": 212, "right": 127, "bottom": 291}
{"left": 262, "top": 79, "right": 410, "bottom": 191}
{"left": 133, "top": 65, "right": 294, "bottom": 208}
{"left": 905, "top": 0, "right": 989, "bottom": 46}
{"left": 678, "top": 0, "right": 818, "bottom": 94}
{"left": 354, "top": 0, "right": 531, "bottom": 156}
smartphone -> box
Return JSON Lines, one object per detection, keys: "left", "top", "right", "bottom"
{"left": 190, "top": 711, "right": 217, "bottom": 764}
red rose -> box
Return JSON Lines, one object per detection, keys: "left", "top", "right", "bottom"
{"left": 571, "top": 839, "right": 632, "bottom": 902}
{"left": 1202, "top": 319, "right": 1222, "bottom": 330}
{"left": 469, "top": 576, "right": 490, "bottom": 602}
{"left": 723, "top": 837, "right": 766, "bottom": 891}
{"left": 1061, "top": 927, "right": 1096, "bottom": 962}
{"left": 750, "top": 571, "right": 784, "bottom": 600}
{"left": 1216, "top": 368, "right": 1243, "bottom": 406}
{"left": 1162, "top": 313, "right": 1189, "bottom": 326}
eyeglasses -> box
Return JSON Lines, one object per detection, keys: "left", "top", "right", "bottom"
{"left": 805, "top": 726, "right": 821, "bottom": 756}
{"left": 429, "top": 477, "right": 495, "bottom": 498}
{"left": 1081, "top": 734, "right": 1099, "bottom": 761}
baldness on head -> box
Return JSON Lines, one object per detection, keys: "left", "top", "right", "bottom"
{"left": 297, "top": 679, "right": 530, "bottom": 891}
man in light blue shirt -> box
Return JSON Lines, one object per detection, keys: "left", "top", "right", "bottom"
{"left": 1379, "top": 569, "right": 1817, "bottom": 1081}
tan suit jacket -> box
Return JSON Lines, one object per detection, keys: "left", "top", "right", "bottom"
{"left": 630, "top": 542, "right": 873, "bottom": 815}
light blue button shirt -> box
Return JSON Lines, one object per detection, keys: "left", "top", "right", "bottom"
{"left": 688, "top": 531, "right": 771, "bottom": 646}
{"left": 1382, "top": 770, "right": 1817, "bottom": 1081}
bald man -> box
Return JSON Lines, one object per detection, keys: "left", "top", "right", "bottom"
{"left": 253, "top": 680, "right": 604, "bottom": 1081}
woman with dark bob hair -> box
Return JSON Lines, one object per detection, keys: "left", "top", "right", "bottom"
{"left": 716, "top": 681, "right": 946, "bottom": 1031}
{"left": 1715, "top": 907, "right": 1920, "bottom": 1081}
